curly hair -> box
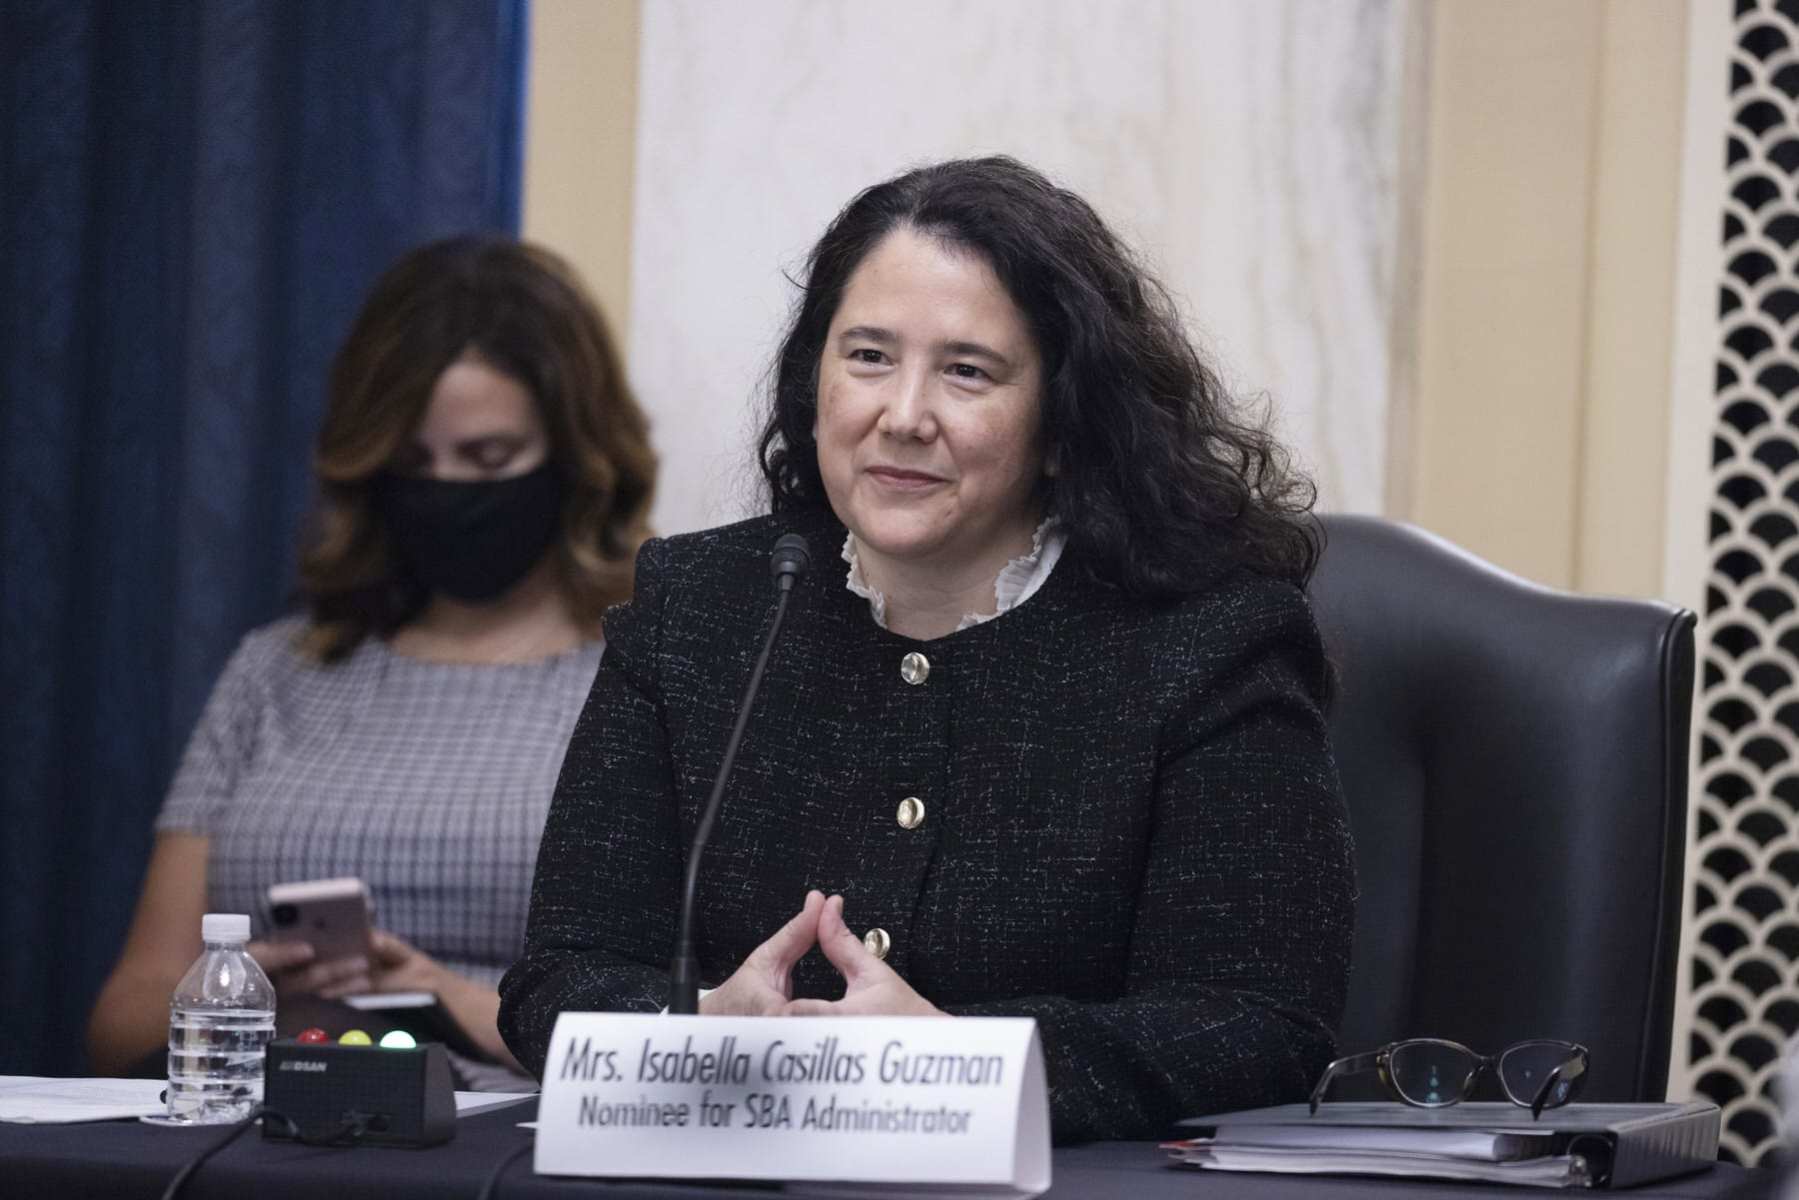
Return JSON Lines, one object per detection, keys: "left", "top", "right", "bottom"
{"left": 758, "top": 156, "right": 1319, "bottom": 595}
{"left": 298, "top": 236, "right": 656, "bottom": 660}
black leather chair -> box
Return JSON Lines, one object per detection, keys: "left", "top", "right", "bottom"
{"left": 1307, "top": 514, "right": 1696, "bottom": 1103}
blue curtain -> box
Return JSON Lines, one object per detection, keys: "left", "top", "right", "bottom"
{"left": 0, "top": 0, "right": 526, "bottom": 1075}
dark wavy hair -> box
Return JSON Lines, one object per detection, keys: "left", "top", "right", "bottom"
{"left": 298, "top": 235, "right": 656, "bottom": 660}
{"left": 757, "top": 156, "right": 1320, "bottom": 595}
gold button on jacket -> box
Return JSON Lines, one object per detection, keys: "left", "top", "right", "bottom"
{"left": 862, "top": 927, "right": 891, "bottom": 959}
{"left": 899, "top": 652, "right": 930, "bottom": 685}
{"left": 896, "top": 796, "right": 925, "bottom": 829}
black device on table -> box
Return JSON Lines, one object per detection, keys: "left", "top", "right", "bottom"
{"left": 261, "top": 1038, "right": 456, "bottom": 1148}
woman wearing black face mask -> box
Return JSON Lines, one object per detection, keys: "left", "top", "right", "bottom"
{"left": 88, "top": 237, "right": 656, "bottom": 1088}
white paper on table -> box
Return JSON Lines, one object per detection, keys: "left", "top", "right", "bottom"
{"left": 454, "top": 1091, "right": 536, "bottom": 1117}
{"left": 0, "top": 1076, "right": 166, "bottom": 1123}
{"left": 0, "top": 1077, "right": 534, "bottom": 1124}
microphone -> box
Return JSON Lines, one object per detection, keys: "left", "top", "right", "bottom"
{"left": 769, "top": 533, "right": 810, "bottom": 590}
{"left": 668, "top": 533, "right": 811, "bottom": 1014}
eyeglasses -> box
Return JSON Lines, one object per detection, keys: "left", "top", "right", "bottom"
{"left": 1309, "top": 1038, "right": 1589, "bottom": 1119}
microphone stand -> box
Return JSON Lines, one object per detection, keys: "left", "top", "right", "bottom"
{"left": 667, "top": 535, "right": 809, "bottom": 1014}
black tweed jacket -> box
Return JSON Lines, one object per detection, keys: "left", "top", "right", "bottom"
{"left": 499, "top": 508, "right": 1355, "bottom": 1142}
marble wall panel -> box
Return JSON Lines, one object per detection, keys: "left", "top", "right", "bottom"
{"left": 629, "top": 0, "right": 1420, "bottom": 535}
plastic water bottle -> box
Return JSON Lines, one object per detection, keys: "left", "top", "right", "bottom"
{"left": 163, "top": 913, "right": 275, "bottom": 1125}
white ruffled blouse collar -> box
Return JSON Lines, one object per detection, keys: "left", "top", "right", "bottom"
{"left": 842, "top": 519, "right": 1067, "bottom": 634}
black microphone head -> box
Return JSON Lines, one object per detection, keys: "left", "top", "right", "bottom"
{"left": 770, "top": 533, "right": 811, "bottom": 584}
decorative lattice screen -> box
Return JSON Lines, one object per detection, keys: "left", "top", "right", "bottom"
{"left": 1688, "top": 0, "right": 1799, "bottom": 1166}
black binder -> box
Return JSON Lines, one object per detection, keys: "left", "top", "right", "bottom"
{"left": 1174, "top": 1101, "right": 1721, "bottom": 1189}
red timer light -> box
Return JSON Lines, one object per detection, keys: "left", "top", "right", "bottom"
{"left": 295, "top": 1027, "right": 330, "bottom": 1044}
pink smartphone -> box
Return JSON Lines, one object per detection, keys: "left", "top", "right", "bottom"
{"left": 265, "top": 877, "right": 374, "bottom": 963}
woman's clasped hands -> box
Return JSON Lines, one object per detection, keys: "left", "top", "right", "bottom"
{"left": 700, "top": 890, "right": 946, "bottom": 1019}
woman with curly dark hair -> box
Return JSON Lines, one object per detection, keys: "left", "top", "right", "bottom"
{"left": 91, "top": 236, "right": 655, "bottom": 1088}
{"left": 502, "top": 158, "right": 1354, "bottom": 1140}
{"left": 759, "top": 157, "right": 1322, "bottom": 600}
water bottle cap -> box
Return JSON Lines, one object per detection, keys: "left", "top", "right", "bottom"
{"left": 201, "top": 913, "right": 251, "bottom": 942}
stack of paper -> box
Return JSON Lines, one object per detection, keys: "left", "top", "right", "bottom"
{"left": 1164, "top": 1124, "right": 1590, "bottom": 1188}
{"left": 1165, "top": 1102, "right": 1721, "bottom": 1190}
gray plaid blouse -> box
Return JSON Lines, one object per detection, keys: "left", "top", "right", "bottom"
{"left": 156, "top": 616, "right": 602, "bottom": 988}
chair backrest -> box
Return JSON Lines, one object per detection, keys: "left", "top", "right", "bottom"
{"left": 1307, "top": 514, "right": 1696, "bottom": 1102}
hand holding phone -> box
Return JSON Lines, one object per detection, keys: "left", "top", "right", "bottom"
{"left": 265, "top": 877, "right": 374, "bottom": 964}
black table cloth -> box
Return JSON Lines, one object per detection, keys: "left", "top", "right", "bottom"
{"left": 0, "top": 1103, "right": 1773, "bottom": 1199}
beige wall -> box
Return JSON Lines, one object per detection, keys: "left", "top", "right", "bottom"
{"left": 520, "top": 0, "right": 640, "bottom": 346}
{"left": 1403, "top": 0, "right": 1688, "bottom": 597}
{"left": 1579, "top": 2, "right": 1688, "bottom": 599}
{"left": 521, "top": 0, "right": 1696, "bottom": 600}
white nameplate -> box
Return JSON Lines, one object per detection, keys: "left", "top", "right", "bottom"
{"left": 534, "top": 1013, "right": 1049, "bottom": 1196}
